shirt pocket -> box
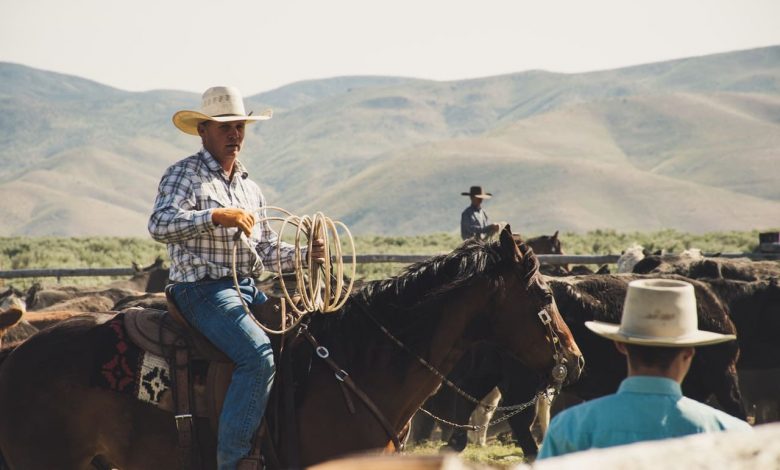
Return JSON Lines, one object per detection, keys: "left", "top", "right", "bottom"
{"left": 195, "top": 181, "right": 231, "bottom": 210}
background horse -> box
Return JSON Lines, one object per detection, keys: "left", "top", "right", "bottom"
{"left": 525, "top": 231, "right": 563, "bottom": 257}
{"left": 406, "top": 231, "right": 569, "bottom": 455}
{"left": 0, "top": 227, "right": 583, "bottom": 469}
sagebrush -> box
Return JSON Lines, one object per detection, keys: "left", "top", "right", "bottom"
{"left": 0, "top": 229, "right": 768, "bottom": 287}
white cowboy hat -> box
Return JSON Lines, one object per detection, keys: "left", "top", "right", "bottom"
{"left": 172, "top": 86, "right": 272, "bottom": 136}
{"left": 585, "top": 279, "right": 736, "bottom": 347}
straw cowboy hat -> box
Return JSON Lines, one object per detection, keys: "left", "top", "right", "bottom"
{"left": 585, "top": 279, "right": 736, "bottom": 347}
{"left": 461, "top": 186, "right": 492, "bottom": 199}
{"left": 173, "top": 86, "right": 272, "bottom": 136}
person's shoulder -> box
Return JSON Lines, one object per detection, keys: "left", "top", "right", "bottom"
{"left": 175, "top": 152, "right": 203, "bottom": 168}
{"left": 550, "top": 394, "right": 616, "bottom": 425}
{"left": 679, "top": 397, "right": 752, "bottom": 430}
{"left": 164, "top": 153, "right": 204, "bottom": 175}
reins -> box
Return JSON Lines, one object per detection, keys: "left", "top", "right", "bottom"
{"left": 227, "top": 210, "right": 405, "bottom": 450}
{"left": 352, "top": 270, "right": 571, "bottom": 432}
{"left": 354, "top": 297, "right": 554, "bottom": 431}
{"left": 296, "top": 322, "right": 403, "bottom": 451}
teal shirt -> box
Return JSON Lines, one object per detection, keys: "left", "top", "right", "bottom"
{"left": 538, "top": 376, "right": 752, "bottom": 459}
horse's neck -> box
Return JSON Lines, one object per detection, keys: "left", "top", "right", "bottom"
{"left": 351, "top": 278, "right": 494, "bottom": 422}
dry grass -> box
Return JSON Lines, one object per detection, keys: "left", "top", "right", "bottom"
{"left": 404, "top": 441, "right": 527, "bottom": 469}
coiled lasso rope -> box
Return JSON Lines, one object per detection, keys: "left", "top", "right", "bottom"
{"left": 231, "top": 207, "right": 356, "bottom": 335}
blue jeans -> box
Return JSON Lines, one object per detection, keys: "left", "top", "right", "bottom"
{"left": 169, "top": 278, "right": 273, "bottom": 470}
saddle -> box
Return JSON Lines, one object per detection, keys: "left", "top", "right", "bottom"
{"left": 123, "top": 306, "right": 229, "bottom": 363}
{"left": 121, "top": 288, "right": 289, "bottom": 470}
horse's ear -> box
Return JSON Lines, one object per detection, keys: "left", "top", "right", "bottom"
{"left": 499, "top": 224, "right": 521, "bottom": 262}
{"left": 552, "top": 230, "right": 559, "bottom": 239}
{"left": 0, "top": 307, "right": 23, "bottom": 330}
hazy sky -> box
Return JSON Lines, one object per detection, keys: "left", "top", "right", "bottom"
{"left": 2, "top": 0, "right": 779, "bottom": 96}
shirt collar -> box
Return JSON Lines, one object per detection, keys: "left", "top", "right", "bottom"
{"left": 198, "top": 148, "right": 250, "bottom": 179}
{"left": 617, "top": 376, "right": 683, "bottom": 397}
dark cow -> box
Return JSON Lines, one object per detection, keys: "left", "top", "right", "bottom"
{"left": 411, "top": 273, "right": 744, "bottom": 456}
{"left": 25, "top": 284, "right": 141, "bottom": 312}
{"left": 632, "top": 255, "right": 780, "bottom": 423}
{"left": 107, "top": 256, "right": 170, "bottom": 293}
{"left": 549, "top": 274, "right": 743, "bottom": 417}
{"left": 0, "top": 287, "right": 26, "bottom": 309}
{"left": 700, "top": 277, "right": 780, "bottom": 423}
{"left": 633, "top": 255, "right": 780, "bottom": 282}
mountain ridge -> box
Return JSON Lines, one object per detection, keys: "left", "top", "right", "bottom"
{"left": 1, "top": 45, "right": 778, "bottom": 237}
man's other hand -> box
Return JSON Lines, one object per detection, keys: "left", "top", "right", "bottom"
{"left": 488, "top": 223, "right": 501, "bottom": 234}
{"left": 310, "top": 238, "right": 327, "bottom": 264}
{"left": 212, "top": 208, "right": 256, "bottom": 236}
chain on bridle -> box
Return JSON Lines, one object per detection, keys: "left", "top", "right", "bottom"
{"left": 357, "top": 295, "right": 570, "bottom": 431}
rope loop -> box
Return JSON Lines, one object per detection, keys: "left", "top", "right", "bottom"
{"left": 232, "top": 206, "right": 357, "bottom": 335}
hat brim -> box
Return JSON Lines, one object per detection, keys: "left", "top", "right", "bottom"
{"left": 584, "top": 320, "right": 736, "bottom": 347}
{"left": 173, "top": 109, "right": 272, "bottom": 136}
{"left": 461, "top": 192, "right": 492, "bottom": 199}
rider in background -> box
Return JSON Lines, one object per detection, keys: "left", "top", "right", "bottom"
{"left": 460, "top": 185, "right": 500, "bottom": 241}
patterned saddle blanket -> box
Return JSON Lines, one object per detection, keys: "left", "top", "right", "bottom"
{"left": 91, "top": 313, "right": 176, "bottom": 406}
{"left": 91, "top": 311, "right": 234, "bottom": 424}
{"left": 91, "top": 302, "right": 302, "bottom": 433}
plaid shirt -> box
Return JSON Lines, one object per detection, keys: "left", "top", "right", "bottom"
{"left": 148, "top": 149, "right": 299, "bottom": 282}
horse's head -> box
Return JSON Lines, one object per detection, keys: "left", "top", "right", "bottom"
{"left": 524, "top": 230, "right": 563, "bottom": 255}
{"left": 488, "top": 226, "right": 583, "bottom": 388}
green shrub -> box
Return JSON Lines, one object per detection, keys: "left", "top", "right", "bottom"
{"left": 0, "top": 230, "right": 768, "bottom": 286}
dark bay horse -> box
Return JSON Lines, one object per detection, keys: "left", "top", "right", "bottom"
{"left": 0, "top": 227, "right": 583, "bottom": 469}
{"left": 525, "top": 231, "right": 563, "bottom": 257}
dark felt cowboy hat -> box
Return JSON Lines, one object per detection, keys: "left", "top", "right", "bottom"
{"left": 461, "top": 186, "right": 492, "bottom": 199}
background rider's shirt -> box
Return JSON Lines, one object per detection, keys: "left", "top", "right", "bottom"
{"left": 148, "top": 148, "right": 298, "bottom": 282}
{"left": 461, "top": 205, "right": 491, "bottom": 240}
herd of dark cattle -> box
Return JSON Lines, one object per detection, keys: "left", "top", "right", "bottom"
{"left": 411, "top": 251, "right": 780, "bottom": 456}
{"left": 0, "top": 247, "right": 779, "bottom": 458}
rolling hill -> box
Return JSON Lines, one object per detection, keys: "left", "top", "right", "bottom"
{"left": 0, "top": 45, "right": 778, "bottom": 237}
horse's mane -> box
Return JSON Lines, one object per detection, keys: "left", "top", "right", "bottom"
{"left": 356, "top": 238, "right": 538, "bottom": 316}
{"left": 310, "top": 238, "right": 540, "bottom": 360}
{"left": 549, "top": 276, "right": 626, "bottom": 324}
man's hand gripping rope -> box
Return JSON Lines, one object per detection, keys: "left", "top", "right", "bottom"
{"left": 231, "top": 207, "right": 356, "bottom": 335}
